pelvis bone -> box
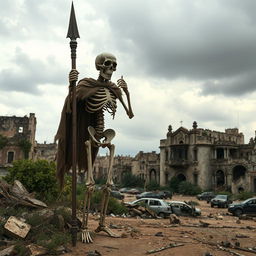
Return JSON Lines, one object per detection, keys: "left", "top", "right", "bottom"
{"left": 88, "top": 126, "right": 115, "bottom": 147}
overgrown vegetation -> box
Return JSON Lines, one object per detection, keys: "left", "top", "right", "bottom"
{"left": 178, "top": 181, "right": 202, "bottom": 195}
{"left": 146, "top": 180, "right": 160, "bottom": 191}
{"left": 234, "top": 191, "right": 255, "bottom": 201}
{"left": 4, "top": 159, "right": 59, "bottom": 201}
{"left": 121, "top": 172, "right": 144, "bottom": 188}
{"left": 18, "top": 139, "right": 32, "bottom": 159}
{"left": 169, "top": 177, "right": 202, "bottom": 195}
{"left": 0, "top": 134, "right": 8, "bottom": 149}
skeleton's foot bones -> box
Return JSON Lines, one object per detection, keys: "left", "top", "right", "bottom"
{"left": 81, "top": 228, "right": 94, "bottom": 243}
{"left": 95, "top": 225, "right": 121, "bottom": 238}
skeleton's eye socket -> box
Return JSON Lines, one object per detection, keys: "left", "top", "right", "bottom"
{"left": 113, "top": 62, "right": 117, "bottom": 68}
{"left": 104, "top": 60, "right": 112, "bottom": 66}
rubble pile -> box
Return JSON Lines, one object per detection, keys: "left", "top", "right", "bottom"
{"left": 0, "top": 180, "right": 73, "bottom": 255}
{"left": 125, "top": 204, "right": 157, "bottom": 218}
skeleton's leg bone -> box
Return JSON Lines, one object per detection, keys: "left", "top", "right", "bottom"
{"left": 81, "top": 140, "right": 95, "bottom": 243}
{"left": 95, "top": 143, "right": 120, "bottom": 237}
{"left": 106, "top": 144, "right": 115, "bottom": 186}
{"left": 85, "top": 140, "right": 95, "bottom": 186}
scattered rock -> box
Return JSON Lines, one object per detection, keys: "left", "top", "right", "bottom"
{"left": 236, "top": 219, "right": 241, "bottom": 224}
{"left": 199, "top": 220, "right": 210, "bottom": 227}
{"left": 27, "top": 244, "right": 47, "bottom": 256}
{"left": 236, "top": 234, "right": 249, "bottom": 238}
{"left": 87, "top": 250, "right": 102, "bottom": 256}
{"left": 169, "top": 214, "right": 180, "bottom": 224}
{"left": 4, "top": 216, "right": 31, "bottom": 239}
{"left": 155, "top": 232, "right": 164, "bottom": 237}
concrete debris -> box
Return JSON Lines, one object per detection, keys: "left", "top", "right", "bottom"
{"left": 126, "top": 204, "right": 157, "bottom": 218}
{"left": 169, "top": 214, "right": 180, "bottom": 224}
{"left": 0, "top": 180, "right": 47, "bottom": 208}
{"left": 0, "top": 245, "right": 15, "bottom": 256}
{"left": 4, "top": 216, "right": 31, "bottom": 239}
{"left": 27, "top": 244, "right": 47, "bottom": 256}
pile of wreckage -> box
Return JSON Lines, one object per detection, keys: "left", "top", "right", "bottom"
{"left": 0, "top": 180, "right": 73, "bottom": 256}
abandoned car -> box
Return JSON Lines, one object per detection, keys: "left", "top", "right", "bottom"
{"left": 228, "top": 197, "right": 256, "bottom": 216}
{"left": 196, "top": 191, "right": 215, "bottom": 202}
{"left": 210, "top": 194, "right": 233, "bottom": 208}
{"left": 168, "top": 201, "right": 201, "bottom": 216}
{"left": 125, "top": 198, "right": 172, "bottom": 218}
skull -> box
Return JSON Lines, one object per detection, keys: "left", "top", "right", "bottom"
{"left": 95, "top": 53, "right": 117, "bottom": 81}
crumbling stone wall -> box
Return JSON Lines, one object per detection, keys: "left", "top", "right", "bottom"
{"left": 0, "top": 113, "right": 36, "bottom": 167}
{"left": 160, "top": 121, "right": 256, "bottom": 193}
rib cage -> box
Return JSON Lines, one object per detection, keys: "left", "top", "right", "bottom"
{"left": 85, "top": 87, "right": 117, "bottom": 136}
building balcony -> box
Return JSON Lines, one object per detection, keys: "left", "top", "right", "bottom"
{"left": 168, "top": 159, "right": 190, "bottom": 167}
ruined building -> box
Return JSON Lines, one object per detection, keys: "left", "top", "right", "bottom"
{"left": 0, "top": 113, "right": 37, "bottom": 176}
{"left": 160, "top": 122, "right": 256, "bottom": 193}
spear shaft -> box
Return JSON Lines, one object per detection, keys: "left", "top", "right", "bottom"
{"left": 67, "top": 2, "right": 80, "bottom": 246}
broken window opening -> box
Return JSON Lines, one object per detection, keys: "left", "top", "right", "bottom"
{"left": 232, "top": 165, "right": 246, "bottom": 182}
{"left": 177, "top": 173, "right": 186, "bottom": 182}
{"left": 216, "top": 148, "right": 224, "bottom": 159}
{"left": 7, "top": 151, "right": 14, "bottom": 163}
{"left": 216, "top": 170, "right": 225, "bottom": 186}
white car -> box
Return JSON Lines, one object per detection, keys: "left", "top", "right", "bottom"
{"left": 126, "top": 198, "right": 172, "bottom": 218}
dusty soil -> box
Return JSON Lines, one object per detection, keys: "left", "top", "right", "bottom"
{"left": 65, "top": 195, "right": 256, "bottom": 256}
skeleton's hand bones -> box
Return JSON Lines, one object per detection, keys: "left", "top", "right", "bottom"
{"left": 117, "top": 76, "right": 129, "bottom": 94}
{"left": 69, "top": 69, "right": 79, "bottom": 83}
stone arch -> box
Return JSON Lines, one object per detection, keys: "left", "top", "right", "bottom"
{"left": 176, "top": 173, "right": 186, "bottom": 182}
{"left": 232, "top": 165, "right": 246, "bottom": 181}
{"left": 149, "top": 168, "right": 157, "bottom": 182}
{"left": 216, "top": 170, "right": 225, "bottom": 187}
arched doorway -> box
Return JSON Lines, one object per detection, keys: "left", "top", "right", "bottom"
{"left": 232, "top": 165, "right": 246, "bottom": 181}
{"left": 177, "top": 173, "right": 186, "bottom": 182}
{"left": 216, "top": 170, "right": 225, "bottom": 187}
{"left": 149, "top": 169, "right": 157, "bottom": 182}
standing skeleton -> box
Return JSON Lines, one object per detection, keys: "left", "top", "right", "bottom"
{"left": 68, "top": 53, "right": 134, "bottom": 243}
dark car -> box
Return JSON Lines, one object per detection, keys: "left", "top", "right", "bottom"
{"left": 197, "top": 192, "right": 215, "bottom": 202}
{"left": 211, "top": 194, "right": 232, "bottom": 208}
{"left": 228, "top": 197, "right": 256, "bottom": 216}
{"left": 157, "top": 191, "right": 172, "bottom": 199}
{"left": 136, "top": 191, "right": 164, "bottom": 200}
{"left": 110, "top": 191, "right": 124, "bottom": 200}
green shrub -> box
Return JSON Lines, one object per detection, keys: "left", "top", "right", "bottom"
{"left": 4, "top": 159, "right": 59, "bottom": 201}
{"left": 121, "top": 172, "right": 144, "bottom": 188}
{"left": 78, "top": 190, "right": 127, "bottom": 215}
{"left": 169, "top": 176, "right": 181, "bottom": 193}
{"left": 146, "top": 180, "right": 160, "bottom": 191}
{"left": 178, "top": 181, "right": 202, "bottom": 195}
{"left": 234, "top": 191, "right": 255, "bottom": 201}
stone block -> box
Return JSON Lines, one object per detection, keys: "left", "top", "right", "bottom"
{"left": 4, "top": 216, "right": 31, "bottom": 239}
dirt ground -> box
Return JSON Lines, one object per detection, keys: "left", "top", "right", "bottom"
{"left": 65, "top": 195, "right": 256, "bottom": 256}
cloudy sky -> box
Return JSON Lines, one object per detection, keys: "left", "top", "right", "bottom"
{"left": 1, "top": 0, "right": 256, "bottom": 156}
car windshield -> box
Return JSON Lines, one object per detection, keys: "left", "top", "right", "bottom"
{"left": 215, "top": 195, "right": 227, "bottom": 199}
{"left": 242, "top": 198, "right": 255, "bottom": 204}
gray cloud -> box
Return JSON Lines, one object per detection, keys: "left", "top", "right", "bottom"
{"left": 89, "top": 0, "right": 256, "bottom": 96}
{"left": 201, "top": 71, "right": 256, "bottom": 96}
{"left": 0, "top": 48, "right": 66, "bottom": 94}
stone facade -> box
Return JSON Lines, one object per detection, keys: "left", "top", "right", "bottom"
{"left": 35, "top": 142, "right": 57, "bottom": 162}
{"left": 160, "top": 122, "right": 256, "bottom": 193}
{"left": 132, "top": 151, "right": 160, "bottom": 184}
{"left": 0, "top": 113, "right": 37, "bottom": 168}
{"left": 93, "top": 155, "right": 133, "bottom": 184}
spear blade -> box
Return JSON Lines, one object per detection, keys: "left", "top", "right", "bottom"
{"left": 67, "top": 2, "right": 80, "bottom": 40}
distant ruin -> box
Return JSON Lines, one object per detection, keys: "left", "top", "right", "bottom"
{"left": 1, "top": 114, "right": 256, "bottom": 193}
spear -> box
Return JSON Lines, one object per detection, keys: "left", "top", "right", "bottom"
{"left": 67, "top": 1, "right": 80, "bottom": 246}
